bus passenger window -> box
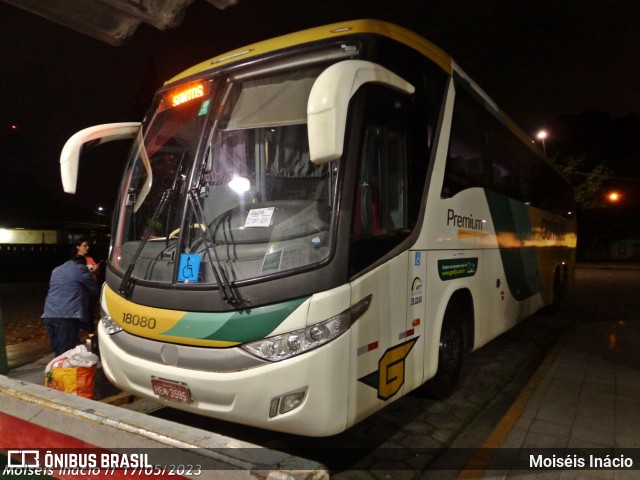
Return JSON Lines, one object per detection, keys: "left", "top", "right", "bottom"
{"left": 442, "top": 87, "right": 491, "bottom": 198}
{"left": 491, "top": 161, "right": 512, "bottom": 195}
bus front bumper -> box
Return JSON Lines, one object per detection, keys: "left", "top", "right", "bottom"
{"left": 98, "top": 321, "right": 351, "bottom": 436}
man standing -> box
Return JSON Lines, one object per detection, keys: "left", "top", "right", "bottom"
{"left": 42, "top": 256, "right": 100, "bottom": 357}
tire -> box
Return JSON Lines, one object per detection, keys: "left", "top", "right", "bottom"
{"left": 551, "top": 267, "right": 567, "bottom": 309}
{"left": 541, "top": 267, "right": 566, "bottom": 316}
{"left": 424, "top": 304, "right": 464, "bottom": 399}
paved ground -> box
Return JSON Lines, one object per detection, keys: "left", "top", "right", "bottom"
{"left": 0, "top": 282, "right": 48, "bottom": 347}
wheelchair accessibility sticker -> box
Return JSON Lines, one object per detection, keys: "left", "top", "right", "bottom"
{"left": 178, "top": 253, "right": 201, "bottom": 283}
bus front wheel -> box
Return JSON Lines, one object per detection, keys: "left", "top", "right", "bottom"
{"left": 424, "top": 305, "right": 464, "bottom": 399}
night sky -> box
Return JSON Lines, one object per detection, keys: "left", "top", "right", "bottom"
{"left": 2, "top": 0, "right": 639, "bottom": 213}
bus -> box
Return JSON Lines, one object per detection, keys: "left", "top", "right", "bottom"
{"left": 60, "top": 20, "right": 576, "bottom": 436}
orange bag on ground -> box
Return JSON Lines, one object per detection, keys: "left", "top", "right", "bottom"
{"left": 45, "top": 365, "right": 97, "bottom": 399}
{"left": 45, "top": 345, "right": 99, "bottom": 399}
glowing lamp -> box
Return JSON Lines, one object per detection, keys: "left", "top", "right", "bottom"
{"left": 607, "top": 191, "right": 621, "bottom": 203}
{"left": 228, "top": 176, "right": 251, "bottom": 193}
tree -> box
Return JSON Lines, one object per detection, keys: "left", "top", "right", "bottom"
{"left": 549, "top": 154, "right": 611, "bottom": 210}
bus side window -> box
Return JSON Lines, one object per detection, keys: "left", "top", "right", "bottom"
{"left": 350, "top": 86, "right": 411, "bottom": 275}
{"left": 442, "top": 88, "right": 490, "bottom": 198}
{"left": 354, "top": 126, "right": 407, "bottom": 237}
{"left": 354, "top": 127, "right": 383, "bottom": 236}
{"left": 442, "top": 84, "right": 575, "bottom": 219}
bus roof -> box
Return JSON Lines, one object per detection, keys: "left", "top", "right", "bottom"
{"left": 164, "top": 19, "right": 546, "bottom": 162}
{"left": 166, "top": 19, "right": 453, "bottom": 84}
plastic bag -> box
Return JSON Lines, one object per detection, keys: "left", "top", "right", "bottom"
{"left": 45, "top": 345, "right": 100, "bottom": 399}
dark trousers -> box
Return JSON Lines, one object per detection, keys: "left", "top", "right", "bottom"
{"left": 44, "top": 317, "right": 79, "bottom": 357}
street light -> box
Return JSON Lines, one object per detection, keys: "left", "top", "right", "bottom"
{"left": 606, "top": 191, "right": 621, "bottom": 203}
{"left": 536, "top": 130, "right": 548, "bottom": 154}
{"left": 96, "top": 206, "right": 107, "bottom": 224}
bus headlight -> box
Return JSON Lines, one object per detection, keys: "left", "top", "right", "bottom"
{"left": 241, "top": 294, "right": 372, "bottom": 361}
{"left": 100, "top": 310, "right": 123, "bottom": 335}
{"left": 242, "top": 310, "right": 350, "bottom": 361}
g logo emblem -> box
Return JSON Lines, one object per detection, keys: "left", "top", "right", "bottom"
{"left": 358, "top": 338, "right": 418, "bottom": 400}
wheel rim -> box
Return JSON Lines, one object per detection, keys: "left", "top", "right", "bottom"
{"left": 439, "top": 323, "right": 462, "bottom": 378}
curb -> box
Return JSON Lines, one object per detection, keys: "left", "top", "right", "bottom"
{"left": 0, "top": 375, "right": 328, "bottom": 480}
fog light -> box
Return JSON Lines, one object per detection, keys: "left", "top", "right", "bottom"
{"left": 280, "top": 391, "right": 306, "bottom": 414}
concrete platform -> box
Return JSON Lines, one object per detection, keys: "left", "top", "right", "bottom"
{"left": 434, "top": 319, "right": 640, "bottom": 479}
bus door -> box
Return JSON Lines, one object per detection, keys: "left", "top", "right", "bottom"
{"left": 347, "top": 84, "right": 424, "bottom": 424}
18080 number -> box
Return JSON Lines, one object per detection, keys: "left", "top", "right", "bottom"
{"left": 122, "top": 313, "right": 157, "bottom": 329}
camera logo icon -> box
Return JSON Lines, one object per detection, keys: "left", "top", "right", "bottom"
{"left": 7, "top": 450, "right": 40, "bottom": 468}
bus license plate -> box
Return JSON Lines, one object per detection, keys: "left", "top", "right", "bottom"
{"left": 151, "top": 378, "right": 192, "bottom": 404}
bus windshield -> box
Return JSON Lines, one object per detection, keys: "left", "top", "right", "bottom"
{"left": 112, "top": 65, "right": 336, "bottom": 290}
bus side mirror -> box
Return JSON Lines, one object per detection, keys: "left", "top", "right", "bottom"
{"left": 60, "top": 122, "right": 141, "bottom": 194}
{"left": 306, "top": 60, "right": 414, "bottom": 164}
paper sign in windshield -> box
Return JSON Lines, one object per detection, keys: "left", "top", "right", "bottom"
{"left": 262, "top": 249, "right": 282, "bottom": 273}
{"left": 244, "top": 207, "right": 275, "bottom": 228}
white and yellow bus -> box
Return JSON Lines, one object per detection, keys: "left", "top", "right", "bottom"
{"left": 60, "top": 20, "right": 576, "bottom": 436}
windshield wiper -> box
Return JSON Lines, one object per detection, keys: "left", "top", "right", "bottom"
{"left": 187, "top": 189, "right": 239, "bottom": 304}
{"left": 119, "top": 153, "right": 185, "bottom": 298}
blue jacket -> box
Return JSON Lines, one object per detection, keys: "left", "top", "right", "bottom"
{"left": 42, "top": 260, "right": 100, "bottom": 320}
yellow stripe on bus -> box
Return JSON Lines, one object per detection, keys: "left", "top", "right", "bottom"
{"left": 103, "top": 285, "right": 239, "bottom": 347}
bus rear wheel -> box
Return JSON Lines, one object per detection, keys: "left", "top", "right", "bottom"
{"left": 424, "top": 305, "right": 464, "bottom": 399}
{"left": 541, "top": 267, "right": 567, "bottom": 315}
{"left": 551, "top": 267, "right": 567, "bottom": 308}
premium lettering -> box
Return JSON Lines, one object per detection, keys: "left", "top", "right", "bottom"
{"left": 447, "top": 209, "right": 484, "bottom": 230}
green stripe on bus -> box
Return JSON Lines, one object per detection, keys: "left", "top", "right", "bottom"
{"left": 485, "top": 190, "right": 542, "bottom": 301}
{"left": 161, "top": 297, "right": 309, "bottom": 343}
